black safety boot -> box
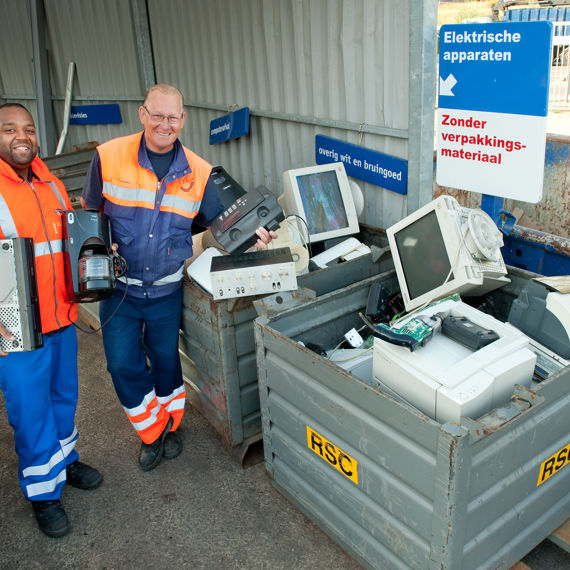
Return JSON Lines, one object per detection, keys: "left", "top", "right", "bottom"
{"left": 32, "top": 499, "right": 69, "bottom": 538}
{"left": 66, "top": 461, "right": 103, "bottom": 490}
{"left": 163, "top": 430, "right": 183, "bottom": 460}
{"left": 139, "top": 415, "right": 173, "bottom": 471}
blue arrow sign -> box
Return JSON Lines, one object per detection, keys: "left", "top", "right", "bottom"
{"left": 438, "top": 22, "right": 552, "bottom": 116}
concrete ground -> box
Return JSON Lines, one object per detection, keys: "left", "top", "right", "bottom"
{"left": 0, "top": 327, "right": 568, "bottom": 569}
{"left": 0, "top": 328, "right": 360, "bottom": 570}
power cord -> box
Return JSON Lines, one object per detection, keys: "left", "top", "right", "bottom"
{"left": 285, "top": 214, "right": 312, "bottom": 258}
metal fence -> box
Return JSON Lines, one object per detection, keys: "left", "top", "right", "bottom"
{"left": 549, "top": 22, "right": 570, "bottom": 110}
{"left": 502, "top": 8, "right": 570, "bottom": 110}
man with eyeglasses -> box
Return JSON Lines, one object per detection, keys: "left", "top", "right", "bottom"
{"left": 81, "top": 84, "right": 275, "bottom": 471}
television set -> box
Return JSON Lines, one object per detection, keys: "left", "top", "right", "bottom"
{"left": 386, "top": 195, "right": 510, "bottom": 314}
{"left": 279, "top": 162, "right": 359, "bottom": 244}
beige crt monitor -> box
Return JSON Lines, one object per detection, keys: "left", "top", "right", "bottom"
{"left": 279, "top": 162, "right": 359, "bottom": 243}
{"left": 386, "top": 195, "right": 510, "bottom": 314}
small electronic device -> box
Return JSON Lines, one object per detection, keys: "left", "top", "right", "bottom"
{"left": 440, "top": 315, "right": 499, "bottom": 351}
{"left": 0, "top": 238, "right": 43, "bottom": 352}
{"left": 372, "top": 298, "right": 536, "bottom": 424}
{"left": 210, "top": 186, "right": 285, "bottom": 255}
{"left": 209, "top": 247, "right": 297, "bottom": 300}
{"left": 386, "top": 195, "right": 510, "bottom": 313}
{"left": 364, "top": 281, "right": 404, "bottom": 324}
{"left": 63, "top": 209, "right": 116, "bottom": 303}
{"left": 363, "top": 308, "right": 498, "bottom": 352}
{"left": 503, "top": 323, "right": 569, "bottom": 382}
{"left": 209, "top": 165, "right": 247, "bottom": 208}
{"left": 279, "top": 162, "right": 360, "bottom": 244}
{"left": 310, "top": 237, "right": 371, "bottom": 269}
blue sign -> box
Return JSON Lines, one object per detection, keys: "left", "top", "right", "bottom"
{"left": 315, "top": 135, "right": 408, "bottom": 195}
{"left": 438, "top": 22, "right": 552, "bottom": 116}
{"left": 209, "top": 107, "right": 250, "bottom": 144}
{"left": 69, "top": 104, "right": 122, "bottom": 124}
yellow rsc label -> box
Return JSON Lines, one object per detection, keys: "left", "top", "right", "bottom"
{"left": 537, "top": 443, "right": 570, "bottom": 486}
{"left": 306, "top": 426, "right": 358, "bottom": 485}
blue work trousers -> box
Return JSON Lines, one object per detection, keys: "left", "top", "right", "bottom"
{"left": 0, "top": 325, "right": 80, "bottom": 501}
{"left": 99, "top": 287, "right": 184, "bottom": 438}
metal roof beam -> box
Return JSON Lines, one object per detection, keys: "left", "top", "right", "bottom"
{"left": 130, "top": 0, "right": 156, "bottom": 93}
{"left": 30, "top": 0, "right": 56, "bottom": 156}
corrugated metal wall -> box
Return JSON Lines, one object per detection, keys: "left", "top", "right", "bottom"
{"left": 149, "top": 0, "right": 421, "bottom": 228}
{"left": 0, "top": 0, "right": 437, "bottom": 229}
{"left": 1, "top": 1, "right": 37, "bottom": 116}
{"left": 0, "top": 0, "right": 144, "bottom": 150}
{"left": 44, "top": 0, "right": 144, "bottom": 149}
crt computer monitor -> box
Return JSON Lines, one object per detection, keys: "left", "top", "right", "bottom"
{"left": 386, "top": 195, "right": 510, "bottom": 314}
{"left": 279, "top": 162, "right": 359, "bottom": 243}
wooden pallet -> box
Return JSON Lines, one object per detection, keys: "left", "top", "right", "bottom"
{"left": 549, "top": 518, "right": 570, "bottom": 554}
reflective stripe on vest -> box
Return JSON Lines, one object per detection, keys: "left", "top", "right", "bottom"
{"left": 101, "top": 182, "right": 156, "bottom": 209}
{"left": 102, "top": 181, "right": 202, "bottom": 218}
{"left": 0, "top": 194, "right": 18, "bottom": 237}
{"left": 1, "top": 190, "right": 65, "bottom": 257}
{"left": 160, "top": 193, "right": 201, "bottom": 217}
{"left": 117, "top": 265, "right": 184, "bottom": 287}
{"left": 34, "top": 239, "right": 63, "bottom": 257}
{"left": 47, "top": 181, "right": 68, "bottom": 210}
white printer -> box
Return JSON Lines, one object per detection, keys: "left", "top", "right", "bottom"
{"left": 372, "top": 299, "right": 536, "bottom": 424}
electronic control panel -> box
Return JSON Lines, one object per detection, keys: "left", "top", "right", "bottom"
{"left": 210, "top": 247, "right": 297, "bottom": 300}
{"left": 210, "top": 186, "right": 284, "bottom": 254}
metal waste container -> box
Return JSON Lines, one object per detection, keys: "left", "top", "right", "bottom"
{"left": 253, "top": 268, "right": 570, "bottom": 569}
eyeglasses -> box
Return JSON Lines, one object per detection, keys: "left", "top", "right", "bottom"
{"left": 142, "top": 105, "right": 183, "bottom": 125}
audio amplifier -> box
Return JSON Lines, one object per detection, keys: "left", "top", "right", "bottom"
{"left": 210, "top": 247, "right": 297, "bottom": 300}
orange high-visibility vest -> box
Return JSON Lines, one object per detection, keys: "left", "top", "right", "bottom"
{"left": 97, "top": 132, "right": 211, "bottom": 220}
{"left": 0, "top": 156, "right": 76, "bottom": 333}
{"left": 96, "top": 133, "right": 213, "bottom": 290}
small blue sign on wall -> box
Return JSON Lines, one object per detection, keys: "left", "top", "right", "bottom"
{"left": 315, "top": 135, "right": 408, "bottom": 195}
{"left": 69, "top": 104, "right": 122, "bottom": 124}
{"left": 209, "top": 107, "right": 250, "bottom": 144}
